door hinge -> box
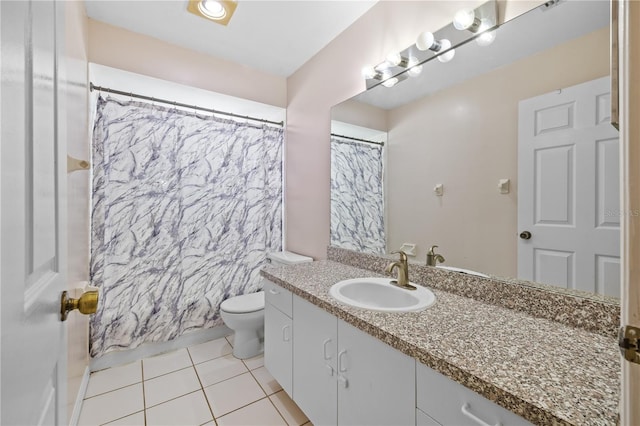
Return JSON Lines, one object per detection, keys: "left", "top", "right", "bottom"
{"left": 619, "top": 325, "right": 640, "bottom": 364}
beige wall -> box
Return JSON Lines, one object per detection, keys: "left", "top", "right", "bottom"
{"left": 65, "top": 0, "right": 90, "bottom": 421}
{"left": 285, "top": 1, "right": 489, "bottom": 259}
{"left": 88, "top": 19, "right": 286, "bottom": 108}
{"left": 386, "top": 27, "right": 610, "bottom": 277}
{"left": 330, "top": 99, "right": 388, "bottom": 133}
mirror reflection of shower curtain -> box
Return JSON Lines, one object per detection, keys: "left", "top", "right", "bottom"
{"left": 90, "top": 97, "right": 283, "bottom": 358}
{"left": 330, "top": 137, "right": 385, "bottom": 255}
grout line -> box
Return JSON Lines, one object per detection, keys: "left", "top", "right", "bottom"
{"left": 144, "top": 388, "right": 204, "bottom": 411}
{"left": 266, "top": 392, "right": 293, "bottom": 426}
{"left": 188, "top": 348, "right": 217, "bottom": 423}
{"left": 140, "top": 360, "right": 148, "bottom": 425}
{"left": 198, "top": 365, "right": 251, "bottom": 390}
{"left": 247, "top": 366, "right": 281, "bottom": 396}
{"left": 214, "top": 395, "right": 272, "bottom": 421}
{"left": 98, "top": 409, "right": 146, "bottom": 426}
{"left": 143, "top": 365, "right": 195, "bottom": 382}
{"left": 83, "top": 381, "right": 142, "bottom": 402}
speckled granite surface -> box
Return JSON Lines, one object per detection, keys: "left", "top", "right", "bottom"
{"left": 261, "top": 260, "right": 620, "bottom": 426}
{"left": 327, "top": 246, "right": 620, "bottom": 338}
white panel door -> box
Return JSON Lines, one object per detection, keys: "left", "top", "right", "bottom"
{"left": 518, "top": 76, "right": 620, "bottom": 295}
{"left": 292, "top": 296, "right": 338, "bottom": 426}
{"left": 1, "top": 1, "right": 68, "bottom": 424}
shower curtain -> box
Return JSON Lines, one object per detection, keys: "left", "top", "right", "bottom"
{"left": 330, "top": 137, "right": 385, "bottom": 255}
{"left": 90, "top": 97, "right": 283, "bottom": 358}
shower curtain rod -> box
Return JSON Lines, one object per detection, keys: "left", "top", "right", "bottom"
{"left": 331, "top": 133, "right": 384, "bottom": 146}
{"left": 89, "top": 83, "right": 284, "bottom": 127}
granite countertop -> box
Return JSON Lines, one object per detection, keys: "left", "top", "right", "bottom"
{"left": 261, "top": 260, "right": 620, "bottom": 426}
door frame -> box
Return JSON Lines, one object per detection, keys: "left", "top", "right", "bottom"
{"left": 618, "top": 0, "right": 640, "bottom": 423}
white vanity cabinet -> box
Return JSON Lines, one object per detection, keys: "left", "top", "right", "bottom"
{"left": 416, "top": 363, "right": 533, "bottom": 426}
{"left": 292, "top": 296, "right": 338, "bottom": 425}
{"left": 263, "top": 280, "right": 294, "bottom": 396}
{"left": 292, "top": 295, "right": 415, "bottom": 426}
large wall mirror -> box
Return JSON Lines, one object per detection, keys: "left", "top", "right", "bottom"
{"left": 330, "top": 0, "right": 620, "bottom": 298}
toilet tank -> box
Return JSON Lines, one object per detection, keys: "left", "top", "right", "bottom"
{"left": 267, "top": 251, "right": 313, "bottom": 266}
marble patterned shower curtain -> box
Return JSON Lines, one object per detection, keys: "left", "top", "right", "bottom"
{"left": 90, "top": 97, "right": 283, "bottom": 358}
{"left": 330, "top": 137, "right": 385, "bottom": 255}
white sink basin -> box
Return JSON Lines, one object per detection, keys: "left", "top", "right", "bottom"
{"left": 329, "top": 278, "right": 436, "bottom": 313}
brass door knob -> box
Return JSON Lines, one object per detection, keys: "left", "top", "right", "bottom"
{"left": 61, "top": 290, "right": 99, "bottom": 321}
{"left": 519, "top": 231, "right": 532, "bottom": 240}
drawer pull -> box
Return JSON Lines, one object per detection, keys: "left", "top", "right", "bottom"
{"left": 282, "top": 325, "right": 291, "bottom": 342}
{"left": 322, "top": 338, "right": 332, "bottom": 360}
{"left": 338, "top": 350, "right": 348, "bottom": 372}
{"left": 269, "top": 288, "right": 280, "bottom": 295}
{"left": 325, "top": 364, "right": 334, "bottom": 376}
{"left": 338, "top": 375, "right": 349, "bottom": 388}
{"left": 461, "top": 403, "right": 501, "bottom": 426}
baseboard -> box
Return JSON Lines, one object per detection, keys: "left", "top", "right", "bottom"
{"left": 90, "top": 325, "right": 232, "bottom": 372}
{"left": 69, "top": 366, "right": 90, "bottom": 426}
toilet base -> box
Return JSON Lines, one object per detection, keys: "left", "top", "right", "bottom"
{"left": 232, "top": 328, "right": 264, "bottom": 359}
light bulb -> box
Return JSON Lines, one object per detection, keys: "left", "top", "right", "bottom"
{"left": 416, "top": 32, "right": 439, "bottom": 51}
{"left": 453, "top": 9, "right": 476, "bottom": 31}
{"left": 382, "top": 77, "right": 399, "bottom": 88}
{"left": 198, "top": 0, "right": 226, "bottom": 19}
{"left": 476, "top": 30, "right": 496, "bottom": 46}
{"left": 437, "top": 39, "right": 455, "bottom": 63}
{"left": 386, "top": 51, "right": 402, "bottom": 67}
{"left": 361, "top": 65, "right": 376, "bottom": 79}
{"left": 407, "top": 57, "right": 422, "bottom": 77}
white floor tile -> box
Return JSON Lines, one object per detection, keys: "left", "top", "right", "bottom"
{"left": 145, "top": 391, "right": 213, "bottom": 426}
{"left": 102, "top": 410, "right": 145, "bottom": 425}
{"left": 142, "top": 348, "right": 193, "bottom": 380}
{"left": 242, "top": 354, "right": 264, "bottom": 370}
{"left": 85, "top": 361, "right": 142, "bottom": 398}
{"left": 78, "top": 383, "right": 144, "bottom": 426}
{"left": 216, "top": 398, "right": 286, "bottom": 426}
{"left": 270, "top": 390, "right": 309, "bottom": 426}
{"left": 188, "top": 337, "right": 233, "bottom": 364}
{"left": 144, "top": 366, "right": 201, "bottom": 408}
{"left": 195, "top": 354, "right": 248, "bottom": 387}
{"left": 204, "top": 372, "right": 266, "bottom": 417}
{"left": 251, "top": 366, "right": 282, "bottom": 395}
{"left": 225, "top": 334, "right": 234, "bottom": 347}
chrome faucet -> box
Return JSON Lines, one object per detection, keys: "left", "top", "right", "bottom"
{"left": 385, "top": 251, "right": 417, "bottom": 290}
{"left": 426, "top": 245, "right": 445, "bottom": 266}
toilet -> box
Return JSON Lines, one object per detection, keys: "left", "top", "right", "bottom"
{"left": 220, "top": 250, "right": 313, "bottom": 359}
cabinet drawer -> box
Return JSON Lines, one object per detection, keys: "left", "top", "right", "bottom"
{"left": 263, "top": 278, "right": 292, "bottom": 317}
{"left": 417, "top": 363, "right": 532, "bottom": 426}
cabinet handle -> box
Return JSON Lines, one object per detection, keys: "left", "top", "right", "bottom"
{"left": 325, "top": 364, "right": 334, "bottom": 376}
{"left": 461, "top": 403, "right": 501, "bottom": 426}
{"left": 269, "top": 288, "right": 280, "bottom": 295}
{"left": 338, "top": 375, "right": 349, "bottom": 388}
{"left": 282, "top": 325, "right": 291, "bottom": 342}
{"left": 338, "top": 350, "right": 347, "bottom": 372}
{"left": 322, "top": 338, "right": 332, "bottom": 360}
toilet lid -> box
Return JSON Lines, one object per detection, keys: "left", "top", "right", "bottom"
{"left": 220, "top": 291, "right": 265, "bottom": 313}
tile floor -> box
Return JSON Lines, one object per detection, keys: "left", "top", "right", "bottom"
{"left": 78, "top": 335, "right": 311, "bottom": 426}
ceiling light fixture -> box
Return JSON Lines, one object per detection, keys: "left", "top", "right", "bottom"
{"left": 187, "top": 0, "right": 238, "bottom": 26}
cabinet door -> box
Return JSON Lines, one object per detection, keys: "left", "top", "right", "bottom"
{"left": 337, "top": 320, "right": 416, "bottom": 426}
{"left": 293, "top": 296, "right": 338, "bottom": 426}
{"left": 417, "top": 363, "right": 532, "bottom": 426}
{"left": 264, "top": 302, "right": 293, "bottom": 396}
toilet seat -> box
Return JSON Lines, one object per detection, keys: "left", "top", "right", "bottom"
{"left": 220, "top": 291, "right": 264, "bottom": 314}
